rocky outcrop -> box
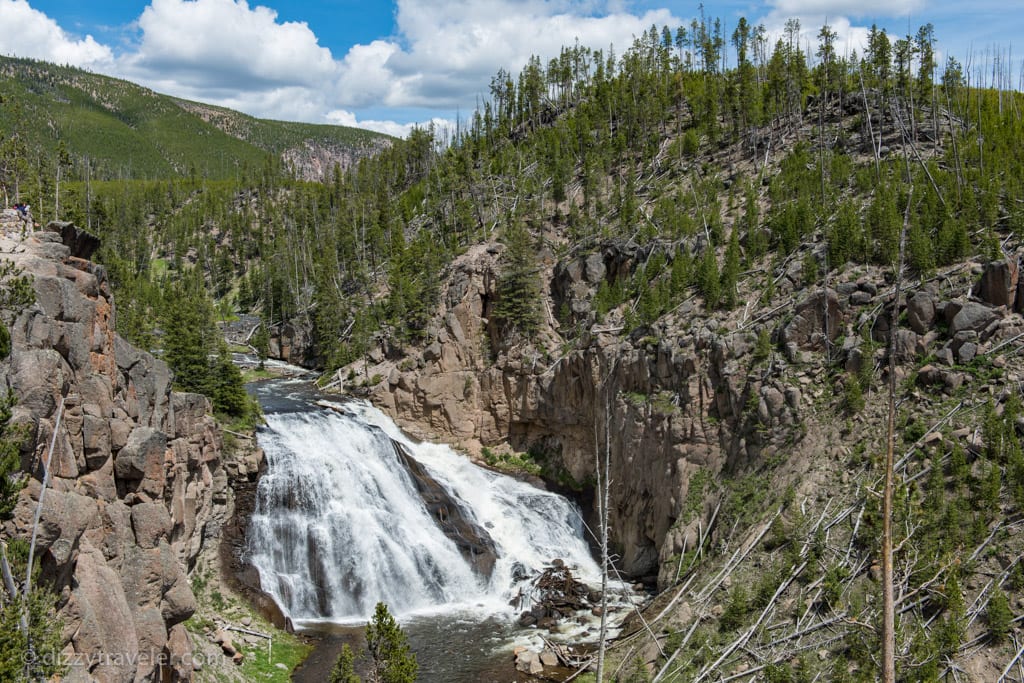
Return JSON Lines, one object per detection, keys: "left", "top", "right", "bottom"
{"left": 362, "top": 243, "right": 803, "bottom": 581}
{"left": 280, "top": 138, "right": 393, "bottom": 183}
{"left": 357, "top": 239, "right": 1024, "bottom": 590}
{"left": 0, "top": 224, "right": 228, "bottom": 682}
{"left": 393, "top": 441, "right": 497, "bottom": 577}
{"left": 267, "top": 319, "right": 319, "bottom": 368}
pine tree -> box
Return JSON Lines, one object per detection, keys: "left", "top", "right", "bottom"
{"left": 330, "top": 644, "right": 361, "bottom": 683}
{"left": 720, "top": 230, "right": 741, "bottom": 308}
{"left": 986, "top": 586, "right": 1012, "bottom": 642}
{"left": 0, "top": 392, "right": 24, "bottom": 519}
{"left": 365, "top": 603, "right": 417, "bottom": 683}
{"left": 697, "top": 247, "right": 721, "bottom": 310}
{"left": 493, "top": 222, "right": 541, "bottom": 337}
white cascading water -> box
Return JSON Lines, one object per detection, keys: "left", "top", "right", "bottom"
{"left": 246, "top": 398, "right": 602, "bottom": 627}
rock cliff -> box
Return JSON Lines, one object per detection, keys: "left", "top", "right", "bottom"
{"left": 357, "top": 241, "right": 798, "bottom": 580}
{"left": 354, "top": 236, "right": 1024, "bottom": 590}
{"left": 0, "top": 219, "right": 230, "bottom": 682}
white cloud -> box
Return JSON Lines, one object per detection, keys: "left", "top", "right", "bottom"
{"left": 335, "top": 40, "right": 401, "bottom": 108}
{"left": 0, "top": 0, "right": 113, "bottom": 66}
{"left": 334, "top": 0, "right": 681, "bottom": 109}
{"left": 2, "top": 0, "right": 687, "bottom": 126}
{"left": 759, "top": 14, "right": 873, "bottom": 63}
{"left": 0, "top": 0, "right": 954, "bottom": 130}
{"left": 326, "top": 109, "right": 455, "bottom": 139}
{"left": 121, "top": 0, "right": 337, "bottom": 90}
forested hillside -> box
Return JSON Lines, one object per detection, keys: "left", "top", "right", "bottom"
{"left": 0, "top": 56, "right": 390, "bottom": 192}
{"left": 3, "top": 13, "right": 1024, "bottom": 681}
{"left": 44, "top": 18, "right": 1022, "bottom": 373}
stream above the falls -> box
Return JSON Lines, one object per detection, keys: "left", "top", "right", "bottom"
{"left": 243, "top": 375, "right": 634, "bottom": 682}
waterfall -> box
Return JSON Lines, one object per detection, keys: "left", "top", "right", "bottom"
{"left": 246, "top": 396, "right": 601, "bottom": 626}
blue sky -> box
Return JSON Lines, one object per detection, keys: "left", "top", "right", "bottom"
{"left": 0, "top": 1, "right": 1020, "bottom": 137}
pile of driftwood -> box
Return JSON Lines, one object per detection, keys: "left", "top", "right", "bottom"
{"left": 515, "top": 559, "right": 602, "bottom": 630}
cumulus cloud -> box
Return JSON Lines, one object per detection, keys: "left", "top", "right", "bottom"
{"left": 0, "top": 0, "right": 954, "bottom": 136}
{"left": 758, "top": 14, "right": 872, "bottom": 63}
{"left": 0, "top": 0, "right": 113, "bottom": 67}
{"left": 121, "top": 0, "right": 337, "bottom": 90}
{"left": 334, "top": 0, "right": 681, "bottom": 109}
{"left": 1, "top": 0, "right": 692, "bottom": 134}
{"left": 759, "top": 0, "right": 929, "bottom": 65}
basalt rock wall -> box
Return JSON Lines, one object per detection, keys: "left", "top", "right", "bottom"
{"left": 362, "top": 241, "right": 1024, "bottom": 587}
{"left": 364, "top": 243, "right": 803, "bottom": 581}
{"left": 1, "top": 222, "right": 229, "bottom": 682}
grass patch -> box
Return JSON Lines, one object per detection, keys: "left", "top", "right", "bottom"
{"left": 480, "top": 446, "right": 542, "bottom": 476}
{"left": 237, "top": 631, "right": 312, "bottom": 682}
{"left": 185, "top": 565, "right": 312, "bottom": 682}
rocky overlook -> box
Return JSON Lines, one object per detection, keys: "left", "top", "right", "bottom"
{"left": 0, "top": 214, "right": 231, "bottom": 682}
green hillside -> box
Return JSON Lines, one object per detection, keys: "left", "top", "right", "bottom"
{"left": 0, "top": 56, "right": 389, "bottom": 182}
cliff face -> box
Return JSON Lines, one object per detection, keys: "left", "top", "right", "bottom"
{"left": 1, "top": 221, "right": 228, "bottom": 682}
{"left": 358, "top": 243, "right": 801, "bottom": 580}
{"left": 357, "top": 235, "right": 1024, "bottom": 594}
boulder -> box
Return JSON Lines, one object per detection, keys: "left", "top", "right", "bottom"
{"left": 82, "top": 414, "right": 111, "bottom": 468}
{"left": 515, "top": 650, "right": 544, "bottom": 675}
{"left": 906, "top": 291, "right": 936, "bottom": 334}
{"left": 65, "top": 544, "right": 140, "bottom": 683}
{"left": 583, "top": 252, "right": 606, "bottom": 284}
{"left": 9, "top": 348, "right": 71, "bottom": 418}
{"left": 10, "top": 484, "right": 97, "bottom": 578}
{"left": 780, "top": 289, "right": 843, "bottom": 351}
{"left": 957, "top": 342, "right": 978, "bottom": 365}
{"left": 130, "top": 502, "right": 172, "bottom": 550}
{"left": 171, "top": 392, "right": 210, "bottom": 440}
{"left": 164, "top": 624, "right": 194, "bottom": 682}
{"left": 976, "top": 258, "right": 1018, "bottom": 308}
{"left": 114, "top": 427, "right": 168, "bottom": 496}
{"left": 950, "top": 302, "right": 999, "bottom": 336}
{"left": 850, "top": 290, "right": 873, "bottom": 306}
{"left": 46, "top": 221, "right": 102, "bottom": 260}
{"left": 893, "top": 329, "right": 919, "bottom": 362}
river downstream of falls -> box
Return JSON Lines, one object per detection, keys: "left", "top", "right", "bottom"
{"left": 244, "top": 377, "right": 625, "bottom": 680}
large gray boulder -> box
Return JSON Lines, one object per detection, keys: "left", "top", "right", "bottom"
{"left": 906, "top": 291, "right": 936, "bottom": 334}
{"left": 950, "top": 301, "right": 999, "bottom": 336}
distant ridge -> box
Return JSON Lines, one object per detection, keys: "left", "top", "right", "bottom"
{"left": 0, "top": 56, "right": 392, "bottom": 182}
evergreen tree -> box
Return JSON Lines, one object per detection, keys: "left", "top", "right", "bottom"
{"left": 330, "top": 644, "right": 361, "bottom": 683}
{"left": 365, "top": 602, "right": 418, "bottom": 683}
{"left": 986, "top": 586, "right": 1012, "bottom": 643}
{"left": 161, "top": 281, "right": 217, "bottom": 394}
{"left": 493, "top": 222, "right": 541, "bottom": 337}
{"left": 720, "top": 230, "right": 741, "bottom": 308}
{"left": 160, "top": 279, "right": 255, "bottom": 420}
{"left": 697, "top": 247, "right": 721, "bottom": 309}
{"left": 0, "top": 392, "right": 24, "bottom": 519}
